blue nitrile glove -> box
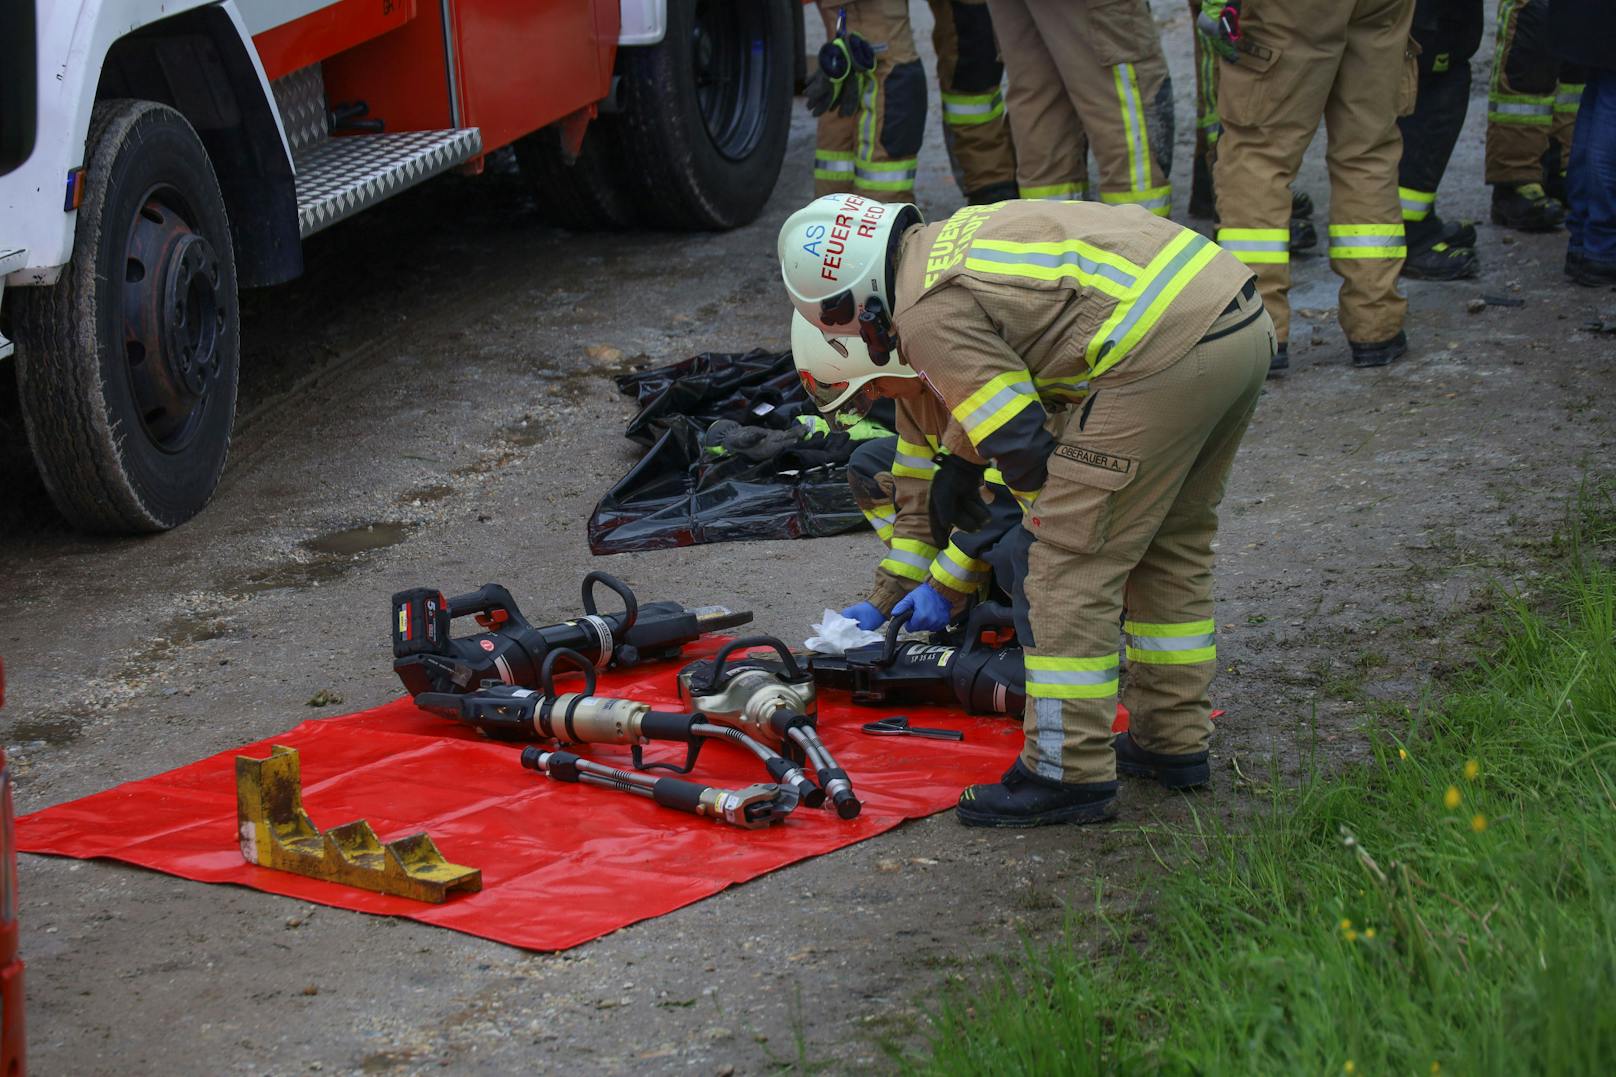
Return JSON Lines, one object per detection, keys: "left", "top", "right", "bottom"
{"left": 892, "top": 584, "right": 951, "bottom": 632}
{"left": 842, "top": 601, "right": 887, "bottom": 631}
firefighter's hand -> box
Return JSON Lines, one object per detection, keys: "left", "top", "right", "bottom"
{"left": 928, "top": 455, "right": 992, "bottom": 546}
{"left": 841, "top": 601, "right": 887, "bottom": 631}
{"left": 1197, "top": 0, "right": 1240, "bottom": 62}
{"left": 892, "top": 584, "right": 951, "bottom": 633}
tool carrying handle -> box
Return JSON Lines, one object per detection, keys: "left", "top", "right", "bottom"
{"left": 705, "top": 635, "right": 804, "bottom": 690}
{"left": 540, "top": 648, "right": 597, "bottom": 697}
{"left": 959, "top": 601, "right": 1015, "bottom": 658}
{"left": 632, "top": 711, "right": 706, "bottom": 775}
{"left": 446, "top": 583, "right": 522, "bottom": 624}
{"left": 581, "top": 571, "right": 638, "bottom": 632}
{"left": 880, "top": 609, "right": 913, "bottom": 664}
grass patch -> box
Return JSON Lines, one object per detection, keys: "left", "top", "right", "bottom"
{"left": 911, "top": 488, "right": 1616, "bottom": 1074}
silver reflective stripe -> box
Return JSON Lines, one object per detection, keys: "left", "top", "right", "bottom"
{"left": 1329, "top": 234, "right": 1404, "bottom": 249}
{"left": 1034, "top": 697, "right": 1066, "bottom": 780}
{"left": 1026, "top": 667, "right": 1118, "bottom": 686}
{"left": 960, "top": 379, "right": 1036, "bottom": 432}
{"left": 1557, "top": 89, "right": 1583, "bottom": 108}
{"left": 1097, "top": 234, "right": 1212, "bottom": 355}
{"left": 1219, "top": 238, "right": 1288, "bottom": 253}
{"left": 1400, "top": 195, "right": 1429, "bottom": 213}
{"left": 814, "top": 156, "right": 854, "bottom": 174}
{"left": 1492, "top": 101, "right": 1552, "bottom": 116}
{"left": 965, "top": 246, "right": 1137, "bottom": 289}
{"left": 1118, "top": 64, "right": 1147, "bottom": 192}
{"left": 894, "top": 449, "right": 937, "bottom": 472}
{"left": 883, "top": 547, "right": 931, "bottom": 572}
{"left": 1129, "top": 633, "right": 1215, "bottom": 652}
{"left": 855, "top": 163, "right": 919, "bottom": 184}
{"left": 942, "top": 95, "right": 1002, "bottom": 118}
{"left": 936, "top": 549, "right": 985, "bottom": 583}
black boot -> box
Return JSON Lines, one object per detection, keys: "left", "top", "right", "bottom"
{"left": 1289, "top": 217, "right": 1318, "bottom": 253}
{"left": 1190, "top": 155, "right": 1216, "bottom": 219}
{"left": 1403, "top": 217, "right": 1480, "bottom": 280}
{"left": 967, "top": 181, "right": 1019, "bottom": 206}
{"left": 1268, "top": 341, "right": 1289, "bottom": 378}
{"left": 1349, "top": 329, "right": 1408, "bottom": 368}
{"left": 1435, "top": 215, "right": 1478, "bottom": 249}
{"left": 1113, "top": 732, "right": 1211, "bottom": 789}
{"left": 955, "top": 759, "right": 1117, "bottom": 828}
{"left": 1490, "top": 183, "right": 1567, "bottom": 232}
{"left": 1568, "top": 253, "right": 1616, "bottom": 288}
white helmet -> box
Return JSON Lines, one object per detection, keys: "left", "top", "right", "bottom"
{"left": 778, "top": 194, "right": 921, "bottom": 337}
{"left": 790, "top": 310, "right": 917, "bottom": 414}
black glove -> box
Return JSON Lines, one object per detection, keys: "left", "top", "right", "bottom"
{"left": 928, "top": 455, "right": 991, "bottom": 546}
{"left": 805, "top": 32, "right": 874, "bottom": 118}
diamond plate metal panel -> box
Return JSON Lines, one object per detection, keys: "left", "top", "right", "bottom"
{"left": 271, "top": 65, "right": 328, "bottom": 156}
{"left": 294, "top": 129, "right": 484, "bottom": 238}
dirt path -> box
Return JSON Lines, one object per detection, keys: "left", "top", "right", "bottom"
{"left": 0, "top": 4, "right": 1612, "bottom": 1073}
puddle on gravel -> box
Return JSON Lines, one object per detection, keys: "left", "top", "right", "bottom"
{"left": 235, "top": 521, "right": 414, "bottom": 594}
{"left": 303, "top": 521, "right": 413, "bottom": 556}
{"left": 399, "top": 482, "right": 456, "bottom": 505}
{"left": 7, "top": 713, "right": 86, "bottom": 746}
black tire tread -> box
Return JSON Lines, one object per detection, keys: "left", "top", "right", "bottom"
{"left": 512, "top": 124, "right": 637, "bottom": 231}
{"left": 11, "top": 99, "right": 235, "bottom": 533}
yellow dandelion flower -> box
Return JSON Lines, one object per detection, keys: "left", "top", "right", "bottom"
{"left": 1340, "top": 918, "right": 1353, "bottom": 931}
{"left": 1472, "top": 814, "right": 1488, "bottom": 833}
{"left": 1364, "top": 928, "right": 1377, "bottom": 940}
{"left": 1398, "top": 747, "right": 1408, "bottom": 760}
{"left": 1444, "top": 785, "right": 1462, "bottom": 810}
{"left": 1344, "top": 929, "right": 1359, "bottom": 942}
{"left": 1344, "top": 1062, "right": 1356, "bottom": 1075}
{"left": 1464, "top": 759, "right": 1480, "bottom": 781}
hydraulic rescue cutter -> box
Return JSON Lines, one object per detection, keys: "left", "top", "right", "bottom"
{"left": 678, "top": 638, "right": 864, "bottom": 819}
{"left": 413, "top": 649, "right": 808, "bottom": 829}
{"left": 809, "top": 604, "right": 1027, "bottom": 715}
{"left": 391, "top": 571, "right": 752, "bottom": 696}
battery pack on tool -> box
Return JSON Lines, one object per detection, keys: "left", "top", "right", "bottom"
{"left": 389, "top": 571, "right": 752, "bottom": 697}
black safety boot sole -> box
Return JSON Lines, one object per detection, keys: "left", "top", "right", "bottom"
{"left": 955, "top": 796, "right": 1118, "bottom": 828}
{"left": 955, "top": 760, "right": 1119, "bottom": 828}
{"left": 1268, "top": 342, "right": 1289, "bottom": 378}
{"left": 1349, "top": 330, "right": 1408, "bottom": 368}
{"left": 1113, "top": 733, "right": 1211, "bottom": 790}
{"left": 1569, "top": 256, "right": 1616, "bottom": 288}
{"left": 1490, "top": 184, "right": 1567, "bottom": 232}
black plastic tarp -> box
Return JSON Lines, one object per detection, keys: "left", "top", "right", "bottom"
{"left": 587, "top": 349, "right": 886, "bottom": 555}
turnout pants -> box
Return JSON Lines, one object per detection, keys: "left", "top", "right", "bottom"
{"left": 1188, "top": 0, "right": 1222, "bottom": 181}
{"left": 1214, "top": 0, "right": 1413, "bottom": 345}
{"left": 1011, "top": 289, "right": 1273, "bottom": 783}
{"left": 1397, "top": 0, "right": 1483, "bottom": 229}
{"left": 1486, "top": 0, "right": 1585, "bottom": 186}
{"left": 985, "top": 0, "right": 1173, "bottom": 212}
{"left": 814, "top": 0, "right": 926, "bottom": 197}
{"left": 928, "top": 0, "right": 1018, "bottom": 199}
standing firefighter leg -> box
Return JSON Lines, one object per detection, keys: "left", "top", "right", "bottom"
{"left": 1397, "top": 0, "right": 1484, "bottom": 280}
{"left": 985, "top": 0, "right": 1091, "bottom": 201}
{"left": 814, "top": 0, "right": 926, "bottom": 199}
{"left": 1486, "top": 0, "right": 1566, "bottom": 230}
{"left": 1326, "top": 0, "right": 1413, "bottom": 363}
{"left": 928, "top": 0, "right": 1018, "bottom": 203}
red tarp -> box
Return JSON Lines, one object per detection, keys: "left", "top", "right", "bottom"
{"left": 16, "top": 644, "right": 1126, "bottom": 951}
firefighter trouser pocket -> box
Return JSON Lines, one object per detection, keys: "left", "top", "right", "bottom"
{"left": 1083, "top": 0, "right": 1160, "bottom": 67}
{"left": 1028, "top": 441, "right": 1138, "bottom": 555}
{"left": 1215, "top": 44, "right": 1283, "bottom": 128}
{"left": 1398, "top": 37, "right": 1421, "bottom": 117}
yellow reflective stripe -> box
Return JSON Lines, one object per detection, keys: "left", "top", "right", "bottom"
{"left": 880, "top": 537, "right": 939, "bottom": 582}
{"left": 983, "top": 466, "right": 1005, "bottom": 487}
{"left": 941, "top": 89, "right": 1005, "bottom": 125}
{"left": 854, "top": 158, "right": 919, "bottom": 192}
{"left": 1100, "top": 186, "right": 1173, "bottom": 217}
{"left": 1328, "top": 224, "right": 1406, "bottom": 259}
{"left": 1036, "top": 373, "right": 1090, "bottom": 401}
{"left": 1125, "top": 619, "right": 1216, "bottom": 665}
{"left": 1021, "top": 182, "right": 1089, "bottom": 200}
{"left": 1087, "top": 231, "right": 1219, "bottom": 377}
{"left": 929, "top": 543, "right": 989, "bottom": 592}
{"left": 951, "top": 370, "right": 1038, "bottom": 445}
{"left": 1112, "top": 62, "right": 1150, "bottom": 194}
{"left": 1010, "top": 487, "right": 1038, "bottom": 513}
{"left": 1217, "top": 227, "right": 1289, "bottom": 263}
{"left": 1556, "top": 85, "right": 1585, "bottom": 113}
{"left": 964, "top": 238, "right": 1139, "bottom": 298}
{"left": 1399, "top": 186, "right": 1435, "bottom": 221}
{"left": 892, "top": 437, "right": 938, "bottom": 479}
{"left": 1026, "top": 653, "right": 1120, "bottom": 699}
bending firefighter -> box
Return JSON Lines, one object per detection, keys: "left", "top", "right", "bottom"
{"left": 780, "top": 194, "right": 1274, "bottom": 827}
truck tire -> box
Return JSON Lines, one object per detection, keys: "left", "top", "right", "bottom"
{"left": 513, "top": 123, "right": 637, "bottom": 231}
{"left": 12, "top": 100, "right": 239, "bottom": 533}
{"left": 615, "top": 0, "right": 795, "bottom": 230}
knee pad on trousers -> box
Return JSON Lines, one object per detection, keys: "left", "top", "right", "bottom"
{"left": 882, "top": 60, "right": 928, "bottom": 158}
{"left": 948, "top": 1, "right": 1004, "bottom": 92}
{"left": 1149, "top": 77, "right": 1176, "bottom": 180}
{"left": 1502, "top": 2, "right": 1560, "bottom": 95}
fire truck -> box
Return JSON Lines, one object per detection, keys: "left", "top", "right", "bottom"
{"left": 0, "top": 0, "right": 801, "bottom": 534}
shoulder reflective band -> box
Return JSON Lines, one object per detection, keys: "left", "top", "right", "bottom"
{"left": 941, "top": 89, "right": 1005, "bottom": 126}
{"left": 1025, "top": 654, "right": 1120, "bottom": 699}
{"left": 1488, "top": 94, "right": 1553, "bottom": 125}
{"left": 880, "top": 537, "right": 938, "bottom": 582}
{"left": 814, "top": 150, "right": 855, "bottom": 183}
{"left": 1124, "top": 619, "right": 1216, "bottom": 665}
{"left": 1100, "top": 186, "right": 1174, "bottom": 218}
{"left": 892, "top": 437, "right": 939, "bottom": 480}
{"left": 1036, "top": 373, "right": 1090, "bottom": 402}
{"left": 1328, "top": 224, "right": 1407, "bottom": 260}
{"left": 862, "top": 502, "right": 896, "bottom": 543}
{"left": 1020, "top": 182, "right": 1089, "bottom": 201}
{"left": 929, "top": 542, "right": 989, "bottom": 593}
{"left": 950, "top": 369, "right": 1038, "bottom": 447}
{"left": 1086, "top": 230, "right": 1219, "bottom": 377}
{"left": 1399, "top": 187, "right": 1436, "bottom": 222}
{"left": 965, "top": 239, "right": 1139, "bottom": 298}
{"left": 1217, "top": 227, "right": 1289, "bottom": 265}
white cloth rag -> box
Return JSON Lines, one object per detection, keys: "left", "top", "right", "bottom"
{"left": 804, "top": 609, "right": 885, "bottom": 655}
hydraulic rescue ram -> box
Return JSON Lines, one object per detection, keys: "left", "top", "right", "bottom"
{"left": 809, "top": 604, "right": 1027, "bottom": 715}
{"left": 519, "top": 749, "right": 795, "bottom": 830}
{"left": 391, "top": 571, "right": 751, "bottom": 696}
{"left": 414, "top": 649, "right": 822, "bottom": 810}
{"left": 679, "top": 638, "right": 863, "bottom": 819}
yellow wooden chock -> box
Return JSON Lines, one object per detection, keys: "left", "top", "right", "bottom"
{"left": 235, "top": 745, "right": 482, "bottom": 903}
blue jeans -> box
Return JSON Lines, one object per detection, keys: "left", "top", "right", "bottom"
{"left": 1567, "top": 70, "right": 1616, "bottom": 265}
